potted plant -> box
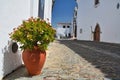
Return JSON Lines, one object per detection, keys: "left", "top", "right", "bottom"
{"left": 9, "top": 17, "right": 56, "bottom": 76}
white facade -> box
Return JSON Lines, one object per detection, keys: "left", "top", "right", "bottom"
{"left": 39, "top": 0, "right": 53, "bottom": 23}
{"left": 76, "top": 0, "right": 120, "bottom": 43}
{"left": 44, "top": 0, "right": 53, "bottom": 23}
{"left": 0, "top": 0, "right": 53, "bottom": 79}
{"left": 56, "top": 27, "right": 66, "bottom": 39}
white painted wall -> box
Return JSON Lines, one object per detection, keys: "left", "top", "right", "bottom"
{"left": 1, "top": 41, "right": 22, "bottom": 78}
{"left": 0, "top": 0, "right": 39, "bottom": 79}
{"left": 44, "top": 0, "right": 53, "bottom": 23}
{"left": 56, "top": 27, "right": 66, "bottom": 39}
{"left": 76, "top": 0, "right": 120, "bottom": 43}
{"left": 56, "top": 25, "right": 72, "bottom": 39}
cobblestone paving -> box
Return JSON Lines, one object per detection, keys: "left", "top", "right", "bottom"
{"left": 59, "top": 40, "right": 120, "bottom": 79}
{"left": 3, "top": 40, "right": 120, "bottom": 80}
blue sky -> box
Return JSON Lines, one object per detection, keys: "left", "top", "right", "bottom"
{"left": 52, "top": 0, "right": 76, "bottom": 27}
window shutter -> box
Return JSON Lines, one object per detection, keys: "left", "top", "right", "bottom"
{"left": 117, "top": 3, "right": 120, "bottom": 9}
{"left": 95, "top": 0, "right": 100, "bottom": 8}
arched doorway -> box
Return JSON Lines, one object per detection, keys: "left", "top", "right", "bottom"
{"left": 93, "top": 23, "right": 101, "bottom": 42}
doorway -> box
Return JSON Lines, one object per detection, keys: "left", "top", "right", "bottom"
{"left": 93, "top": 23, "right": 101, "bottom": 42}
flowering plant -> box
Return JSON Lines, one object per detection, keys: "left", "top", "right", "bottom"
{"left": 9, "top": 17, "right": 56, "bottom": 51}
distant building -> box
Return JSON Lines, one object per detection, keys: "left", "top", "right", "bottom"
{"left": 75, "top": 0, "right": 120, "bottom": 43}
{"left": 0, "top": 0, "right": 54, "bottom": 79}
{"left": 56, "top": 23, "right": 72, "bottom": 39}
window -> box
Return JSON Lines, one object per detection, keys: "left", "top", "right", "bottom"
{"left": 80, "top": 28, "right": 82, "bottom": 33}
{"left": 117, "top": 3, "right": 120, "bottom": 9}
{"left": 63, "top": 26, "right": 65, "bottom": 28}
{"left": 94, "top": 0, "right": 100, "bottom": 8}
{"left": 67, "top": 26, "right": 70, "bottom": 28}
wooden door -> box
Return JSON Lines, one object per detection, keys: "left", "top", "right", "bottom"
{"left": 94, "top": 23, "right": 100, "bottom": 41}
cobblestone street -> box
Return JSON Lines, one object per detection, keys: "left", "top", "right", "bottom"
{"left": 3, "top": 40, "right": 120, "bottom": 80}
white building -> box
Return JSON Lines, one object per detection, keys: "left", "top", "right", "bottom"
{"left": 75, "top": 0, "right": 120, "bottom": 43}
{"left": 0, "top": 0, "right": 54, "bottom": 79}
{"left": 39, "top": 0, "right": 55, "bottom": 23}
{"left": 56, "top": 23, "right": 72, "bottom": 39}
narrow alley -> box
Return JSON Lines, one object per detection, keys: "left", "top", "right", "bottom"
{"left": 3, "top": 40, "right": 120, "bottom": 80}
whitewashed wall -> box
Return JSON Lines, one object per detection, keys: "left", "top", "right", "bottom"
{"left": 56, "top": 25, "right": 72, "bottom": 39}
{"left": 0, "top": 0, "right": 39, "bottom": 79}
{"left": 56, "top": 27, "right": 66, "bottom": 39}
{"left": 76, "top": 0, "right": 120, "bottom": 43}
{"left": 44, "top": 0, "right": 53, "bottom": 23}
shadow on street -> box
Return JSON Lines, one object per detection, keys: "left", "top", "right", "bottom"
{"left": 3, "top": 66, "right": 30, "bottom": 80}
{"left": 59, "top": 40, "right": 120, "bottom": 79}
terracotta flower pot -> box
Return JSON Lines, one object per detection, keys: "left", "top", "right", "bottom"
{"left": 22, "top": 48, "right": 46, "bottom": 76}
